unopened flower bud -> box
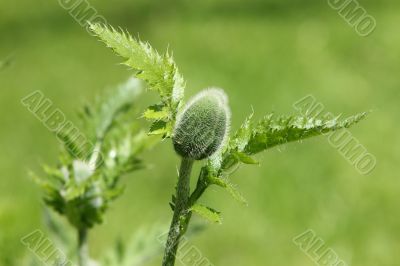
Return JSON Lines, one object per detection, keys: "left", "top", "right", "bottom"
{"left": 173, "top": 88, "right": 230, "bottom": 160}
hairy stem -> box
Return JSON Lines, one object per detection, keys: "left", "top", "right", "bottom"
{"left": 78, "top": 228, "right": 89, "bottom": 266}
{"left": 162, "top": 157, "right": 194, "bottom": 266}
{"left": 181, "top": 169, "right": 210, "bottom": 234}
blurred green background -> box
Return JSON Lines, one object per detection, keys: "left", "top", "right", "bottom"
{"left": 1, "top": 0, "right": 399, "bottom": 265}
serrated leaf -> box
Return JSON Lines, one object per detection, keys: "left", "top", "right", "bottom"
{"left": 90, "top": 23, "right": 185, "bottom": 137}
{"left": 229, "top": 112, "right": 253, "bottom": 152}
{"left": 30, "top": 172, "right": 59, "bottom": 195}
{"left": 41, "top": 165, "right": 67, "bottom": 188}
{"left": 190, "top": 204, "right": 222, "bottom": 224}
{"left": 32, "top": 76, "right": 158, "bottom": 230}
{"left": 104, "top": 186, "right": 125, "bottom": 201}
{"left": 92, "top": 77, "right": 143, "bottom": 140}
{"left": 245, "top": 112, "right": 368, "bottom": 154}
{"left": 148, "top": 120, "right": 171, "bottom": 136}
{"left": 233, "top": 151, "right": 259, "bottom": 165}
{"left": 208, "top": 175, "right": 247, "bottom": 205}
{"left": 63, "top": 185, "right": 86, "bottom": 201}
{"left": 142, "top": 104, "right": 169, "bottom": 120}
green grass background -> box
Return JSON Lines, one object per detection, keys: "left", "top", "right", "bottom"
{"left": 0, "top": 0, "right": 399, "bottom": 265}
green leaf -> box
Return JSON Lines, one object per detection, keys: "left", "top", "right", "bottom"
{"left": 190, "top": 204, "right": 222, "bottom": 224}
{"left": 148, "top": 120, "right": 172, "bottom": 136}
{"left": 245, "top": 112, "right": 368, "bottom": 154}
{"left": 30, "top": 172, "right": 59, "bottom": 196}
{"left": 90, "top": 23, "right": 185, "bottom": 137}
{"left": 229, "top": 112, "right": 253, "bottom": 152}
{"left": 218, "top": 112, "right": 367, "bottom": 174}
{"left": 42, "top": 165, "right": 66, "bottom": 186}
{"left": 142, "top": 104, "right": 169, "bottom": 120}
{"left": 233, "top": 151, "right": 259, "bottom": 165}
{"left": 32, "top": 77, "right": 158, "bottom": 230}
{"left": 104, "top": 186, "right": 125, "bottom": 201}
{"left": 94, "top": 77, "right": 143, "bottom": 140}
{"left": 208, "top": 175, "right": 247, "bottom": 205}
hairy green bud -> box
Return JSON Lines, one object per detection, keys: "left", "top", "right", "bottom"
{"left": 173, "top": 88, "right": 231, "bottom": 160}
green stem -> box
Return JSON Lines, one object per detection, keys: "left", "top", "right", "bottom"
{"left": 162, "top": 157, "right": 194, "bottom": 266}
{"left": 181, "top": 168, "right": 210, "bottom": 235}
{"left": 78, "top": 228, "right": 89, "bottom": 266}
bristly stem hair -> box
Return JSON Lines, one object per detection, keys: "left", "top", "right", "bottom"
{"left": 162, "top": 157, "right": 194, "bottom": 266}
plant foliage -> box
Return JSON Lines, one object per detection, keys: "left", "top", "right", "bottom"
{"left": 90, "top": 23, "right": 368, "bottom": 225}
{"left": 90, "top": 23, "right": 368, "bottom": 266}
{"left": 90, "top": 23, "right": 185, "bottom": 138}
{"left": 32, "top": 77, "right": 158, "bottom": 230}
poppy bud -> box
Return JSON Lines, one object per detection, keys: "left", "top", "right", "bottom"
{"left": 173, "top": 88, "right": 230, "bottom": 160}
